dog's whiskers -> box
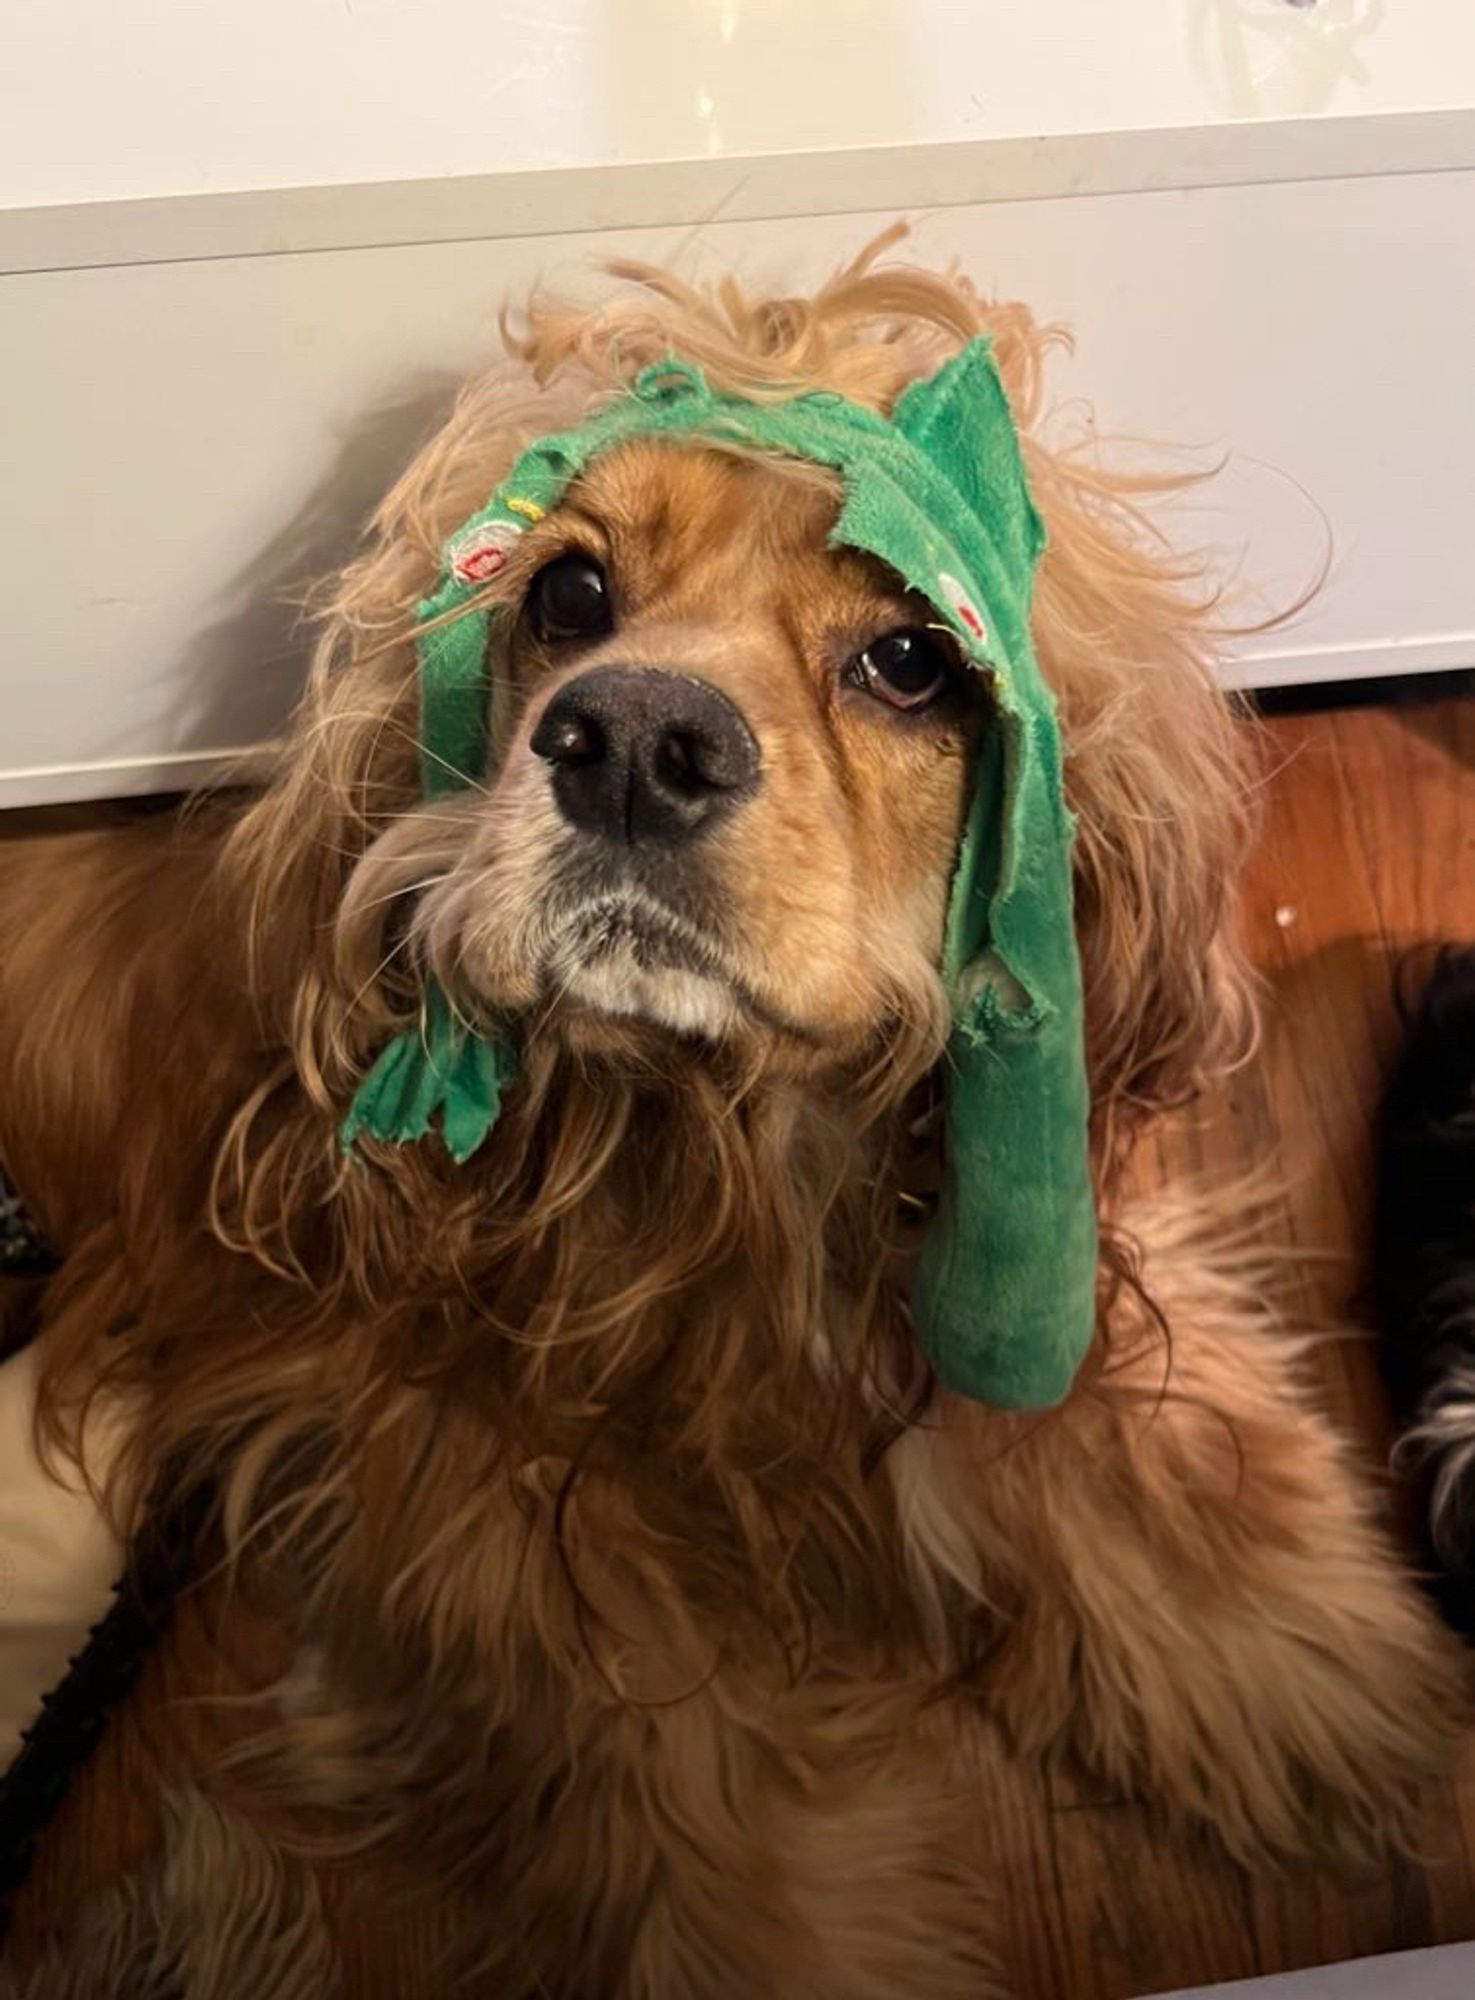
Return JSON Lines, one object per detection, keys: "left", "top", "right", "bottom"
{"left": 351, "top": 873, "right": 453, "bottom": 917}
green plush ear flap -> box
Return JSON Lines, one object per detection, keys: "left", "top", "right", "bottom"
{"left": 892, "top": 344, "right": 1098, "bottom": 1408}
{"left": 341, "top": 576, "right": 521, "bottom": 1160}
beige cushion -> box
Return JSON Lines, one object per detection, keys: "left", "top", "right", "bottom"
{"left": 0, "top": 1343, "right": 123, "bottom": 1763}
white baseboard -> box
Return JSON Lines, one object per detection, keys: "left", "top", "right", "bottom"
{"left": 1225, "top": 632, "right": 1475, "bottom": 692}
{"left": 0, "top": 745, "right": 276, "bottom": 812}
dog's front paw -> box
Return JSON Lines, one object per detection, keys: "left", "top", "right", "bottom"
{"left": 900, "top": 1294, "right": 1469, "bottom": 1868}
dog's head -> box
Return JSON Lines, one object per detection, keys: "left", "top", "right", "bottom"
{"left": 227, "top": 239, "right": 1253, "bottom": 1306}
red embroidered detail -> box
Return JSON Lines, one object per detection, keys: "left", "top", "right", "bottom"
{"left": 449, "top": 519, "right": 524, "bottom": 586}
{"left": 454, "top": 542, "right": 506, "bottom": 584}
{"left": 937, "top": 571, "right": 988, "bottom": 648}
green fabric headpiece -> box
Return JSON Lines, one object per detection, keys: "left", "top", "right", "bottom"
{"left": 343, "top": 341, "right": 1097, "bottom": 1409}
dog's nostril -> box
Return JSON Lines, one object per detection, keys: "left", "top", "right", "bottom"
{"left": 531, "top": 704, "right": 604, "bottom": 769}
{"left": 653, "top": 726, "right": 726, "bottom": 798}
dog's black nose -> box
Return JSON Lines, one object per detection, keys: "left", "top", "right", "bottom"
{"left": 531, "top": 665, "right": 760, "bottom": 846}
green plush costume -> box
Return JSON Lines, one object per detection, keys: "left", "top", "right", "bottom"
{"left": 342, "top": 340, "right": 1097, "bottom": 1410}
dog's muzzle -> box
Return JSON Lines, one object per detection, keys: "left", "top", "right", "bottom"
{"left": 531, "top": 665, "right": 760, "bottom": 849}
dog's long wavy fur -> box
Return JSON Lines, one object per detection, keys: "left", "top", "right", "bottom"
{"left": 0, "top": 235, "right": 1463, "bottom": 1995}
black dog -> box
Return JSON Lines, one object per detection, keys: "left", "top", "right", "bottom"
{"left": 1374, "top": 946, "right": 1475, "bottom": 1636}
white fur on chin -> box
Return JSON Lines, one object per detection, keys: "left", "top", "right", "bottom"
{"left": 561, "top": 951, "right": 740, "bottom": 1039}
{"left": 550, "top": 890, "right": 742, "bottom": 1040}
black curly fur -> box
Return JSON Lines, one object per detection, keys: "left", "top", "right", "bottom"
{"left": 1373, "top": 945, "right": 1475, "bottom": 1638}
{"left": 0, "top": 1167, "right": 54, "bottom": 1278}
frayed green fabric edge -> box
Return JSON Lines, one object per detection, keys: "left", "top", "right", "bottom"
{"left": 340, "top": 986, "right": 518, "bottom": 1166}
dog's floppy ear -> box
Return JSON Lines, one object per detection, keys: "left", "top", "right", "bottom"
{"left": 1026, "top": 452, "right": 1256, "bottom": 1179}
{"left": 222, "top": 367, "right": 563, "bottom": 1026}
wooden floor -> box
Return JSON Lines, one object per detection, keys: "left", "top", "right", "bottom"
{"left": 996, "top": 688, "right": 1475, "bottom": 2000}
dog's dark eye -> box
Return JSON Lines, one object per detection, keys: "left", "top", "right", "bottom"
{"left": 849, "top": 628, "right": 954, "bottom": 712}
{"left": 527, "top": 555, "right": 614, "bottom": 644}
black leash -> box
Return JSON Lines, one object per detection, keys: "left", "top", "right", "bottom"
{"left": 0, "top": 1481, "right": 210, "bottom": 1944}
{"left": 1, "top": 1170, "right": 214, "bottom": 1941}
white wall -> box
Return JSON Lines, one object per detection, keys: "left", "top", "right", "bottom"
{"left": 9, "top": 0, "right": 1473, "bottom": 210}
